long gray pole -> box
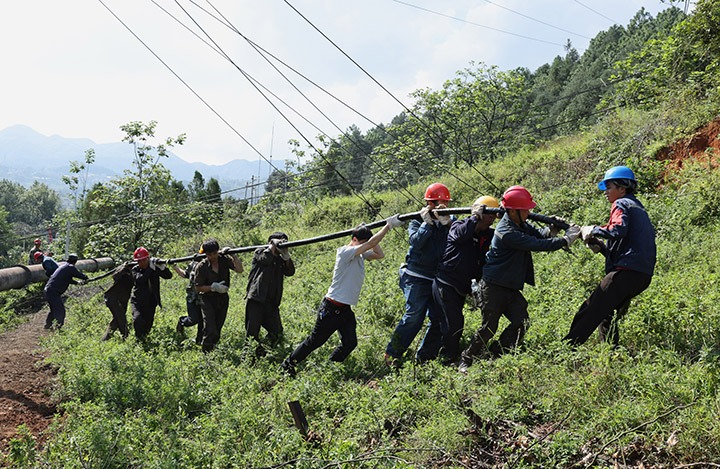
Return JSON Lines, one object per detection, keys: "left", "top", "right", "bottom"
{"left": 0, "top": 258, "right": 115, "bottom": 292}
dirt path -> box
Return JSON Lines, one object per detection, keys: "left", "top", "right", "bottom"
{"left": 0, "top": 310, "right": 57, "bottom": 452}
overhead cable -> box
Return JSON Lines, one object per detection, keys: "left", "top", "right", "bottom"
{"left": 391, "top": 0, "right": 565, "bottom": 46}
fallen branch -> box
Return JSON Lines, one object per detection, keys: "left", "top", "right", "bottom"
{"left": 508, "top": 406, "right": 573, "bottom": 468}
{"left": 585, "top": 401, "right": 697, "bottom": 467}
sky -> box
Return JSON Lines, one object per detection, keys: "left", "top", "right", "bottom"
{"left": 1, "top": 0, "right": 688, "bottom": 170}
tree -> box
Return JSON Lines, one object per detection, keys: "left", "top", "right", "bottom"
{"left": 62, "top": 149, "right": 96, "bottom": 210}
{"left": 75, "top": 121, "right": 208, "bottom": 259}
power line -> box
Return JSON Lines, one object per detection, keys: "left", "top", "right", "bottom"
{"left": 174, "top": 0, "right": 379, "bottom": 215}
{"left": 481, "top": 0, "right": 591, "bottom": 40}
{"left": 96, "top": 0, "right": 284, "bottom": 178}
{"left": 391, "top": 0, "right": 565, "bottom": 46}
{"left": 283, "top": 0, "right": 493, "bottom": 194}
{"left": 572, "top": 0, "right": 620, "bottom": 25}
{"left": 183, "top": 0, "right": 421, "bottom": 205}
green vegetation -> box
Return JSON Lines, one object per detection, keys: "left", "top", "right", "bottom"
{"left": 3, "top": 0, "right": 720, "bottom": 466}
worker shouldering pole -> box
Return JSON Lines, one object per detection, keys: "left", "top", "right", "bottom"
{"left": 0, "top": 258, "right": 114, "bottom": 292}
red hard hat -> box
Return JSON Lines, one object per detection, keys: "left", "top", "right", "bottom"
{"left": 34, "top": 238, "right": 42, "bottom": 245}
{"left": 133, "top": 247, "right": 150, "bottom": 260}
{"left": 33, "top": 251, "right": 44, "bottom": 261}
{"left": 423, "top": 183, "right": 452, "bottom": 202}
{"left": 500, "top": 185, "right": 537, "bottom": 210}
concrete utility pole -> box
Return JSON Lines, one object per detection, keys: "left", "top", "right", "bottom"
{"left": 0, "top": 258, "right": 114, "bottom": 292}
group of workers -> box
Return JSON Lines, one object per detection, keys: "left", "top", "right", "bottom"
{"left": 41, "top": 165, "right": 656, "bottom": 376}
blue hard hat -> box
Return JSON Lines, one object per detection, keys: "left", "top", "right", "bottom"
{"left": 598, "top": 166, "right": 636, "bottom": 190}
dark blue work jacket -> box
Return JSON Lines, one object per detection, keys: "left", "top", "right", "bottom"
{"left": 589, "top": 194, "right": 656, "bottom": 276}
{"left": 404, "top": 219, "right": 451, "bottom": 278}
{"left": 436, "top": 215, "right": 493, "bottom": 295}
{"left": 482, "top": 213, "right": 566, "bottom": 290}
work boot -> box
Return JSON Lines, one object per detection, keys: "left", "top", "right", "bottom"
{"left": 458, "top": 356, "right": 473, "bottom": 374}
{"left": 281, "top": 358, "right": 297, "bottom": 377}
{"left": 176, "top": 318, "right": 185, "bottom": 334}
{"left": 383, "top": 353, "right": 400, "bottom": 369}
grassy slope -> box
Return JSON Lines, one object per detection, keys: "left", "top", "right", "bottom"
{"left": 24, "top": 108, "right": 720, "bottom": 467}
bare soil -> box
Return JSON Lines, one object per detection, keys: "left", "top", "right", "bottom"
{"left": 657, "top": 116, "right": 720, "bottom": 173}
{"left": 0, "top": 309, "right": 57, "bottom": 453}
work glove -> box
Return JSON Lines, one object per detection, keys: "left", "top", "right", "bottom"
{"left": 78, "top": 279, "right": 87, "bottom": 286}
{"left": 548, "top": 216, "right": 566, "bottom": 237}
{"left": 563, "top": 224, "right": 581, "bottom": 247}
{"left": 210, "top": 281, "right": 229, "bottom": 294}
{"left": 471, "top": 203, "right": 486, "bottom": 218}
{"left": 580, "top": 225, "right": 596, "bottom": 241}
{"left": 150, "top": 257, "right": 167, "bottom": 270}
{"left": 148, "top": 257, "right": 157, "bottom": 270}
{"left": 219, "top": 246, "right": 232, "bottom": 255}
{"left": 386, "top": 213, "right": 403, "bottom": 229}
{"left": 279, "top": 246, "right": 291, "bottom": 261}
{"left": 585, "top": 237, "right": 605, "bottom": 254}
{"left": 420, "top": 206, "right": 434, "bottom": 225}
{"left": 437, "top": 213, "right": 452, "bottom": 226}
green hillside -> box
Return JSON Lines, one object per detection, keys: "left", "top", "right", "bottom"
{"left": 4, "top": 0, "right": 720, "bottom": 467}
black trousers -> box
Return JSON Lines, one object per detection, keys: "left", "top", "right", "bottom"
{"left": 132, "top": 302, "right": 157, "bottom": 340}
{"left": 44, "top": 289, "right": 65, "bottom": 328}
{"left": 462, "top": 280, "right": 529, "bottom": 359}
{"left": 245, "top": 298, "right": 283, "bottom": 343}
{"left": 179, "top": 291, "right": 204, "bottom": 345}
{"left": 564, "top": 269, "right": 652, "bottom": 346}
{"left": 431, "top": 280, "right": 466, "bottom": 363}
{"left": 201, "top": 293, "right": 229, "bottom": 352}
{"left": 288, "top": 298, "right": 357, "bottom": 364}
{"left": 103, "top": 295, "right": 129, "bottom": 339}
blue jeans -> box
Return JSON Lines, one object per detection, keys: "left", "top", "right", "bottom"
{"left": 385, "top": 269, "right": 434, "bottom": 359}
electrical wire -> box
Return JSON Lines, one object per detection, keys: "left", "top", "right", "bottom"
{"left": 186, "top": 0, "right": 421, "bottom": 205}
{"left": 173, "top": 0, "right": 379, "bottom": 215}
{"left": 390, "top": 0, "right": 566, "bottom": 46}
{"left": 481, "top": 0, "right": 592, "bottom": 39}
{"left": 572, "top": 0, "right": 620, "bottom": 25}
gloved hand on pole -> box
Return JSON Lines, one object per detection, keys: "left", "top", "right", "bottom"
{"left": 386, "top": 214, "right": 403, "bottom": 229}
{"left": 548, "top": 216, "right": 567, "bottom": 237}
{"left": 580, "top": 225, "right": 597, "bottom": 241}
{"left": 420, "top": 206, "right": 434, "bottom": 225}
{"left": 563, "top": 225, "right": 581, "bottom": 247}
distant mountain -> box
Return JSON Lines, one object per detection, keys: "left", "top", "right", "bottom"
{"left": 0, "top": 125, "right": 271, "bottom": 197}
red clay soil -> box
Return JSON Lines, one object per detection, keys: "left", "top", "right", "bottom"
{"left": 657, "top": 116, "right": 720, "bottom": 173}
{"left": 0, "top": 310, "right": 57, "bottom": 454}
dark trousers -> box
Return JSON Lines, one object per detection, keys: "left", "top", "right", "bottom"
{"left": 434, "top": 280, "right": 467, "bottom": 363}
{"left": 564, "top": 269, "right": 652, "bottom": 346}
{"left": 462, "top": 280, "right": 529, "bottom": 359}
{"left": 179, "top": 292, "right": 204, "bottom": 345}
{"left": 132, "top": 302, "right": 157, "bottom": 340}
{"left": 288, "top": 298, "right": 357, "bottom": 364}
{"left": 201, "top": 294, "right": 229, "bottom": 352}
{"left": 245, "top": 298, "right": 283, "bottom": 343}
{"left": 103, "top": 296, "right": 129, "bottom": 340}
{"left": 44, "top": 289, "right": 65, "bottom": 327}
{"left": 418, "top": 280, "right": 466, "bottom": 362}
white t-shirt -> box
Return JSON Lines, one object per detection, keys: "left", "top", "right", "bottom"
{"left": 325, "top": 244, "right": 371, "bottom": 305}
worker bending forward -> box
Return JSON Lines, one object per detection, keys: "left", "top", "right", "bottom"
{"left": 282, "top": 215, "right": 402, "bottom": 376}
{"left": 459, "top": 186, "right": 580, "bottom": 371}
{"left": 564, "top": 166, "right": 656, "bottom": 346}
